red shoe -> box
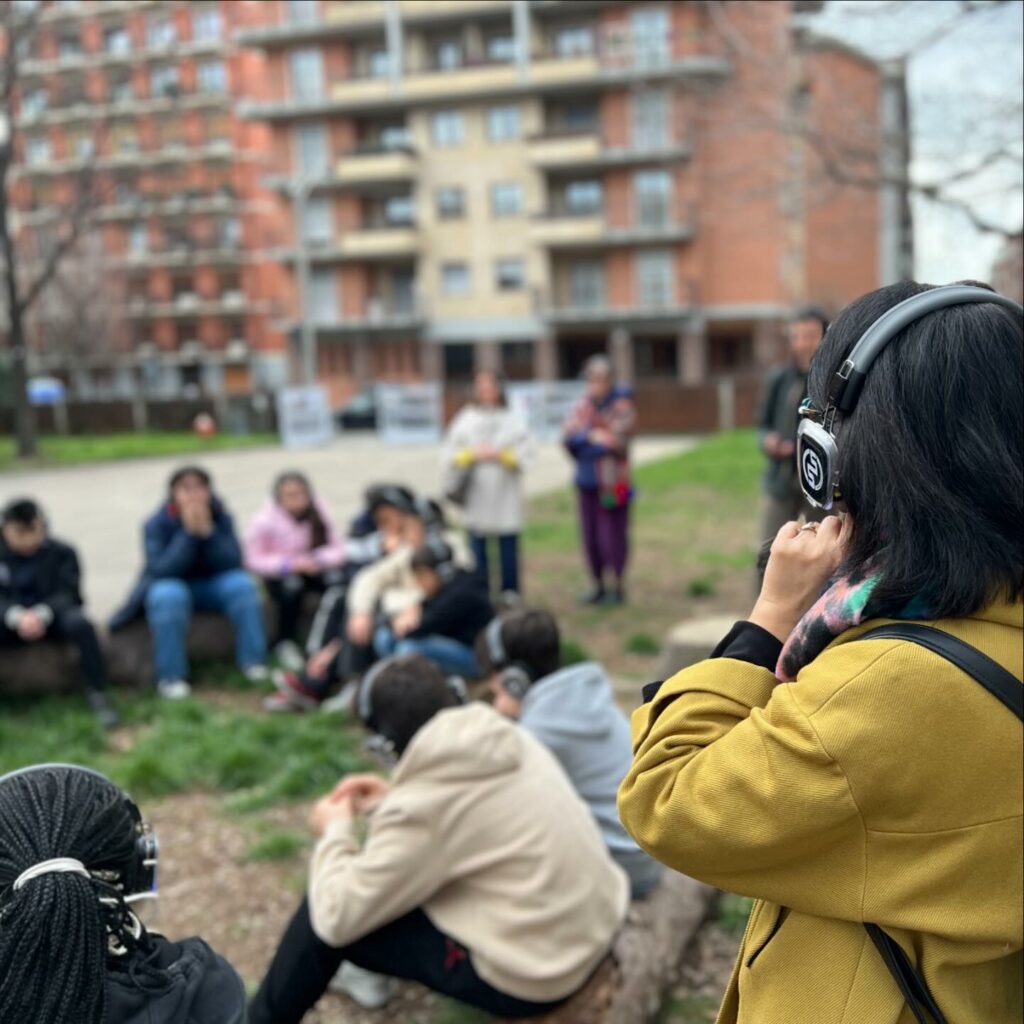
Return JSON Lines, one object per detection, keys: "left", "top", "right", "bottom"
{"left": 264, "top": 671, "right": 322, "bottom": 712}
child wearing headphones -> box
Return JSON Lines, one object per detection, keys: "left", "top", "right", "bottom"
{"left": 250, "top": 654, "right": 629, "bottom": 1023}
{"left": 478, "top": 608, "right": 663, "bottom": 898}
{"left": 0, "top": 763, "right": 246, "bottom": 1024}
{"left": 371, "top": 537, "right": 494, "bottom": 678}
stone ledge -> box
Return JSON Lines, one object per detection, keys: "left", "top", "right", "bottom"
{"left": 658, "top": 615, "right": 743, "bottom": 680}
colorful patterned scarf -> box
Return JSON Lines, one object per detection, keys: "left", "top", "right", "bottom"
{"left": 776, "top": 571, "right": 932, "bottom": 681}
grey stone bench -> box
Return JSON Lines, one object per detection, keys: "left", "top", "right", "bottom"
{"left": 657, "top": 615, "right": 742, "bottom": 681}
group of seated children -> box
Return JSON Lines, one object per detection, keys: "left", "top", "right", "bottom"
{"left": 1, "top": 622, "right": 659, "bottom": 1024}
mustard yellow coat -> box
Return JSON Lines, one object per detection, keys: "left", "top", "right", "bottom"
{"left": 618, "top": 602, "right": 1023, "bottom": 1024}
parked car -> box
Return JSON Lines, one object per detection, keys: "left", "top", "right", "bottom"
{"left": 335, "top": 389, "right": 377, "bottom": 431}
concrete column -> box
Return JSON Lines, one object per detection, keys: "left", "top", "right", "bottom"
{"left": 679, "top": 319, "right": 707, "bottom": 385}
{"left": 534, "top": 333, "right": 557, "bottom": 381}
{"left": 513, "top": 0, "right": 530, "bottom": 80}
{"left": 752, "top": 318, "right": 782, "bottom": 370}
{"left": 419, "top": 341, "right": 442, "bottom": 382}
{"left": 610, "top": 327, "right": 633, "bottom": 385}
{"left": 352, "top": 340, "right": 372, "bottom": 385}
{"left": 385, "top": 0, "right": 403, "bottom": 87}
{"left": 474, "top": 340, "right": 501, "bottom": 373}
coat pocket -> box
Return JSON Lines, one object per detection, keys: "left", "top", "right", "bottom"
{"left": 745, "top": 902, "right": 790, "bottom": 969}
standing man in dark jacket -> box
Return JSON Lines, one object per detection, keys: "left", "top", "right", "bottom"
{"left": 0, "top": 499, "right": 118, "bottom": 728}
{"left": 756, "top": 306, "right": 828, "bottom": 578}
{"left": 110, "top": 466, "right": 268, "bottom": 699}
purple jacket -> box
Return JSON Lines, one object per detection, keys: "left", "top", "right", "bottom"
{"left": 243, "top": 497, "right": 346, "bottom": 578}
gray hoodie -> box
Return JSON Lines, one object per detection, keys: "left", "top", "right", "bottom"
{"left": 518, "top": 661, "right": 644, "bottom": 857}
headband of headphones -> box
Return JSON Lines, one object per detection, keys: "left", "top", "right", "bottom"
{"left": 484, "top": 616, "right": 534, "bottom": 700}
{"left": 0, "top": 763, "right": 158, "bottom": 902}
{"left": 798, "top": 284, "right": 1024, "bottom": 510}
{"left": 419, "top": 535, "right": 456, "bottom": 582}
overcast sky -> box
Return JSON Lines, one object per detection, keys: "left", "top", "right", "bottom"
{"left": 803, "top": 0, "right": 1024, "bottom": 284}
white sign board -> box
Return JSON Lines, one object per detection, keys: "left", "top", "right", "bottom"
{"left": 276, "top": 385, "right": 334, "bottom": 449}
{"left": 507, "top": 381, "right": 586, "bottom": 442}
{"left": 377, "top": 382, "right": 443, "bottom": 444}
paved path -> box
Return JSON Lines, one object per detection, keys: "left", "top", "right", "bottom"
{"left": 1, "top": 434, "right": 695, "bottom": 621}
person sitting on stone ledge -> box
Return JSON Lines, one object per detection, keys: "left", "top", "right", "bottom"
{"left": 479, "top": 607, "right": 662, "bottom": 898}
{"left": 244, "top": 470, "right": 347, "bottom": 672}
{"left": 249, "top": 653, "right": 628, "bottom": 1023}
{"left": 109, "top": 465, "right": 269, "bottom": 700}
{"left": 0, "top": 498, "right": 119, "bottom": 729}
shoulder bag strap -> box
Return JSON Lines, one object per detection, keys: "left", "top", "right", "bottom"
{"left": 856, "top": 622, "right": 1022, "bottom": 1024}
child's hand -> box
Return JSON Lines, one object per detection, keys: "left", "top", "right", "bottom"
{"left": 310, "top": 791, "right": 354, "bottom": 835}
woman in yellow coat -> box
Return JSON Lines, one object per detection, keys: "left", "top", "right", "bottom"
{"left": 619, "top": 281, "right": 1023, "bottom": 1024}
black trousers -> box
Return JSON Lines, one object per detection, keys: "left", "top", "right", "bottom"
{"left": 249, "top": 897, "right": 567, "bottom": 1024}
{"left": 263, "top": 570, "right": 345, "bottom": 645}
{"left": 0, "top": 607, "right": 108, "bottom": 691}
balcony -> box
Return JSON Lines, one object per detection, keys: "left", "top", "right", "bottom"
{"left": 334, "top": 145, "right": 417, "bottom": 188}
{"left": 537, "top": 281, "right": 699, "bottom": 326}
{"left": 316, "top": 297, "right": 425, "bottom": 336}
{"left": 280, "top": 224, "right": 420, "bottom": 264}
{"left": 399, "top": 0, "right": 512, "bottom": 22}
{"left": 532, "top": 201, "right": 697, "bottom": 250}
{"left": 528, "top": 129, "right": 693, "bottom": 170}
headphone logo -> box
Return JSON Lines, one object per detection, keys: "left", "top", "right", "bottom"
{"left": 801, "top": 448, "right": 823, "bottom": 492}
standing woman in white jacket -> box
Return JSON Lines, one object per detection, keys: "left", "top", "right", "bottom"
{"left": 442, "top": 370, "right": 531, "bottom": 599}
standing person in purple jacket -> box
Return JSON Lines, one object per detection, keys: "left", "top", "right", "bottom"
{"left": 562, "top": 356, "right": 636, "bottom": 606}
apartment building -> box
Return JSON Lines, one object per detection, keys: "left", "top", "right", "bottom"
{"left": 237, "top": 0, "right": 910, "bottom": 408}
{"left": 8, "top": 0, "right": 290, "bottom": 402}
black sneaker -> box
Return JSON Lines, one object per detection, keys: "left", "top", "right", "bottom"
{"left": 599, "top": 588, "right": 625, "bottom": 607}
{"left": 577, "top": 587, "right": 606, "bottom": 606}
{"left": 87, "top": 691, "right": 121, "bottom": 730}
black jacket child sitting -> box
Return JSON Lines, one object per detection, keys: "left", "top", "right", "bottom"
{"left": 0, "top": 499, "right": 118, "bottom": 728}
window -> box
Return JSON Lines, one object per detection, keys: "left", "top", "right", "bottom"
{"left": 431, "top": 110, "right": 464, "bottom": 146}
{"left": 486, "top": 33, "right": 516, "bottom": 62}
{"left": 22, "top": 90, "right": 47, "bottom": 118}
{"left": 114, "top": 179, "right": 137, "bottom": 205}
{"left": 197, "top": 60, "right": 227, "bottom": 93}
{"left": 554, "top": 24, "right": 594, "bottom": 57}
{"left": 109, "top": 78, "right": 134, "bottom": 103}
{"left": 565, "top": 180, "right": 603, "bottom": 215}
{"left": 635, "top": 336, "right": 678, "bottom": 378}
{"left": 301, "top": 197, "right": 333, "bottom": 244}
{"left": 286, "top": 0, "right": 318, "bottom": 25}
{"left": 147, "top": 17, "right": 176, "bottom": 49}
{"left": 631, "top": 5, "right": 670, "bottom": 70}
{"left": 569, "top": 259, "right": 604, "bottom": 309}
{"left": 444, "top": 343, "right": 474, "bottom": 383}
{"left": 559, "top": 101, "right": 598, "bottom": 133}
{"left": 295, "top": 123, "right": 328, "bottom": 177}
{"left": 490, "top": 182, "right": 523, "bottom": 216}
{"left": 192, "top": 8, "right": 222, "bottom": 42}
{"left": 435, "top": 186, "right": 465, "bottom": 220}
{"left": 635, "top": 249, "right": 674, "bottom": 307}
{"left": 115, "top": 127, "right": 139, "bottom": 153}
{"left": 290, "top": 48, "right": 323, "bottom": 102}
{"left": 58, "top": 36, "right": 83, "bottom": 58}
{"left": 104, "top": 26, "right": 130, "bottom": 54}
{"left": 432, "top": 38, "right": 463, "bottom": 71}
{"left": 367, "top": 47, "right": 390, "bottom": 78}
{"left": 384, "top": 195, "right": 414, "bottom": 226}
{"left": 70, "top": 131, "right": 94, "bottom": 158}
{"left": 218, "top": 217, "right": 241, "bottom": 248}
{"left": 632, "top": 89, "right": 669, "bottom": 150}
{"left": 389, "top": 268, "right": 416, "bottom": 314}
{"left": 441, "top": 263, "right": 470, "bottom": 296}
{"left": 633, "top": 169, "right": 672, "bottom": 226}
{"left": 25, "top": 135, "right": 51, "bottom": 166}
{"left": 487, "top": 105, "right": 520, "bottom": 141}
{"left": 309, "top": 269, "right": 338, "bottom": 324}
{"left": 495, "top": 258, "right": 525, "bottom": 291}
{"left": 150, "top": 64, "right": 179, "bottom": 98}
{"left": 501, "top": 341, "right": 534, "bottom": 381}
{"left": 129, "top": 222, "right": 148, "bottom": 254}
{"left": 379, "top": 124, "right": 411, "bottom": 150}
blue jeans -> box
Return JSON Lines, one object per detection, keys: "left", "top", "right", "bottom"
{"left": 145, "top": 569, "right": 268, "bottom": 683}
{"left": 374, "top": 626, "right": 479, "bottom": 679}
{"left": 469, "top": 533, "right": 520, "bottom": 595}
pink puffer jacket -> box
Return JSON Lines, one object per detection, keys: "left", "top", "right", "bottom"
{"left": 243, "top": 498, "right": 346, "bottom": 578}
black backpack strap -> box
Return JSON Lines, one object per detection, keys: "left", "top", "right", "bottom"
{"left": 859, "top": 623, "right": 1023, "bottom": 721}
{"left": 856, "top": 622, "right": 1022, "bottom": 1024}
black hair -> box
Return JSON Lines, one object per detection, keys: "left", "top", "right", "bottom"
{"left": 274, "top": 471, "right": 327, "bottom": 549}
{"left": 475, "top": 609, "right": 562, "bottom": 682}
{"left": 369, "top": 654, "right": 459, "bottom": 755}
{"left": 167, "top": 465, "right": 211, "bottom": 494}
{"left": 365, "top": 484, "right": 415, "bottom": 516}
{"left": 410, "top": 496, "right": 446, "bottom": 532}
{"left": 410, "top": 538, "right": 454, "bottom": 575}
{"left": 0, "top": 767, "right": 149, "bottom": 1024}
{"left": 792, "top": 305, "right": 829, "bottom": 332}
{"left": 809, "top": 279, "right": 1023, "bottom": 617}
{"left": 1, "top": 498, "right": 42, "bottom": 526}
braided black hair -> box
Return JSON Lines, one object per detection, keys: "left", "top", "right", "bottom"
{"left": 0, "top": 767, "right": 144, "bottom": 1024}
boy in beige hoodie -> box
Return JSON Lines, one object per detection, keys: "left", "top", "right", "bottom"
{"left": 249, "top": 654, "right": 629, "bottom": 1023}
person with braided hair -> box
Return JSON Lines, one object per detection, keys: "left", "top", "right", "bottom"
{"left": 0, "top": 763, "right": 245, "bottom": 1024}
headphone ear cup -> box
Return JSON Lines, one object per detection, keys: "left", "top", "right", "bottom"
{"left": 501, "top": 665, "right": 532, "bottom": 701}
{"left": 797, "top": 419, "right": 839, "bottom": 511}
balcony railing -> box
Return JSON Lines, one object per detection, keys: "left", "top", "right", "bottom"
{"left": 315, "top": 296, "right": 425, "bottom": 333}
{"left": 531, "top": 200, "right": 697, "bottom": 249}
{"left": 537, "top": 279, "right": 700, "bottom": 323}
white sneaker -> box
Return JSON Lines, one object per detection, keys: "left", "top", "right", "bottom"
{"left": 319, "top": 679, "right": 358, "bottom": 715}
{"left": 274, "top": 640, "right": 306, "bottom": 673}
{"left": 157, "top": 679, "right": 192, "bottom": 700}
{"left": 328, "top": 962, "right": 397, "bottom": 1009}
{"left": 243, "top": 664, "right": 271, "bottom": 684}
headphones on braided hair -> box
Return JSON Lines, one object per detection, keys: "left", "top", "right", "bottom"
{"left": 0, "top": 763, "right": 159, "bottom": 903}
{"left": 797, "top": 284, "right": 1024, "bottom": 511}
{"left": 484, "top": 616, "right": 534, "bottom": 700}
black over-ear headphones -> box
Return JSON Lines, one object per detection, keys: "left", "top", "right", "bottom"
{"left": 484, "top": 616, "right": 534, "bottom": 700}
{"left": 0, "top": 763, "right": 159, "bottom": 902}
{"left": 419, "top": 535, "right": 457, "bottom": 585}
{"left": 797, "top": 284, "right": 1024, "bottom": 511}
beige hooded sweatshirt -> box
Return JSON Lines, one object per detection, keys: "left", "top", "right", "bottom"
{"left": 309, "top": 703, "right": 630, "bottom": 1003}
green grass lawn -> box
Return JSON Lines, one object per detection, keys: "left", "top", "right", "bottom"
{"left": 0, "top": 431, "right": 277, "bottom": 471}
